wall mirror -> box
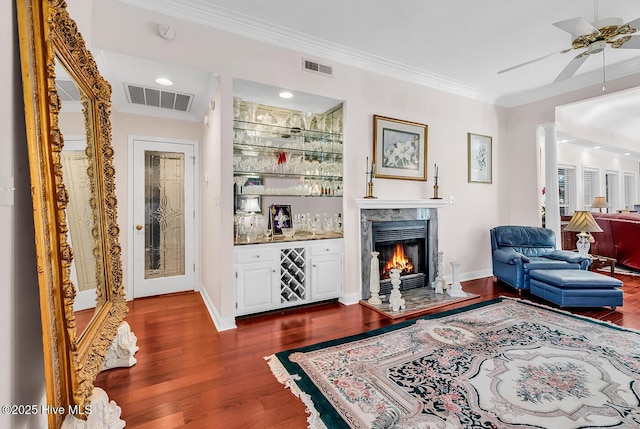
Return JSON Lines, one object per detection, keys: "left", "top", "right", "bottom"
{"left": 17, "top": 0, "right": 128, "bottom": 427}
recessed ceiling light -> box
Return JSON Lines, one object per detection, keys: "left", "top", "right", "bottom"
{"left": 155, "top": 77, "right": 173, "bottom": 86}
{"left": 279, "top": 91, "right": 293, "bottom": 99}
{"left": 593, "top": 146, "right": 601, "bottom": 149}
{"left": 624, "top": 152, "right": 631, "bottom": 156}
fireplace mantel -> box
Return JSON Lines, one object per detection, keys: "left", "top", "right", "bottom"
{"left": 355, "top": 199, "right": 448, "bottom": 209}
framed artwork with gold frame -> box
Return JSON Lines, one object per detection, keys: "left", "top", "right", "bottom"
{"left": 373, "top": 115, "right": 428, "bottom": 181}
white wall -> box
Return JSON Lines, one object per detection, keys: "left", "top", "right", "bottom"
{"left": 87, "top": 0, "right": 508, "bottom": 323}
{"left": 74, "top": 0, "right": 640, "bottom": 325}
{"left": 4, "top": 2, "right": 47, "bottom": 428}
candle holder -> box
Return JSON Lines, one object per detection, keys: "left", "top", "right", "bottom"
{"left": 364, "top": 180, "right": 377, "bottom": 199}
{"left": 431, "top": 184, "right": 442, "bottom": 200}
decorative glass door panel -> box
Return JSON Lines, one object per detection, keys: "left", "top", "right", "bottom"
{"left": 144, "top": 151, "right": 186, "bottom": 279}
{"left": 133, "top": 138, "right": 195, "bottom": 298}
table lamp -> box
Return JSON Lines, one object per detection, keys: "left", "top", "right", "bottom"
{"left": 591, "top": 196, "right": 608, "bottom": 213}
{"left": 564, "top": 210, "right": 603, "bottom": 255}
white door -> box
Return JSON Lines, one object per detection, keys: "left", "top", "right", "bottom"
{"left": 132, "top": 138, "right": 196, "bottom": 298}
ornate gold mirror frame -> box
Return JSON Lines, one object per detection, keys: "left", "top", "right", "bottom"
{"left": 16, "top": 0, "right": 128, "bottom": 427}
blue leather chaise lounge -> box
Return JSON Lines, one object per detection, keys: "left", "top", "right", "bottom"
{"left": 490, "top": 226, "right": 591, "bottom": 293}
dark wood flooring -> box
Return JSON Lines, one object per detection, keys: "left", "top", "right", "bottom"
{"left": 94, "top": 272, "right": 640, "bottom": 428}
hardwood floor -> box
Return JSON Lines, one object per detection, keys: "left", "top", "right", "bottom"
{"left": 94, "top": 273, "right": 640, "bottom": 428}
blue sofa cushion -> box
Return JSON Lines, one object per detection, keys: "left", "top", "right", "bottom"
{"left": 491, "top": 226, "right": 555, "bottom": 258}
{"left": 542, "top": 250, "right": 590, "bottom": 264}
{"left": 529, "top": 269, "right": 623, "bottom": 289}
{"left": 523, "top": 257, "right": 580, "bottom": 272}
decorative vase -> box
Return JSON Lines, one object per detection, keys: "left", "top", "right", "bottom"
{"left": 388, "top": 268, "right": 405, "bottom": 312}
{"left": 368, "top": 251, "right": 382, "bottom": 305}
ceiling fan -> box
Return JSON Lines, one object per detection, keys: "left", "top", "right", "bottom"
{"left": 498, "top": 15, "right": 640, "bottom": 83}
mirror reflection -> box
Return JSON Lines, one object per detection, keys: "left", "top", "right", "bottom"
{"left": 55, "top": 60, "right": 107, "bottom": 335}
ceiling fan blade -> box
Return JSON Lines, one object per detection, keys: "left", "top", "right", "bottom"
{"left": 553, "top": 17, "right": 599, "bottom": 38}
{"left": 617, "top": 35, "right": 640, "bottom": 49}
{"left": 554, "top": 53, "right": 589, "bottom": 83}
{"left": 497, "top": 48, "right": 572, "bottom": 74}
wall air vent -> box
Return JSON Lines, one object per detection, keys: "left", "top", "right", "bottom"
{"left": 303, "top": 58, "right": 333, "bottom": 77}
{"left": 125, "top": 83, "right": 194, "bottom": 112}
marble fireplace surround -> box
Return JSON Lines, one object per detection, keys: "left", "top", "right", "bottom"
{"left": 355, "top": 199, "right": 448, "bottom": 300}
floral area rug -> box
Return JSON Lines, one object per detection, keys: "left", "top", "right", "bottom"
{"left": 265, "top": 298, "right": 640, "bottom": 429}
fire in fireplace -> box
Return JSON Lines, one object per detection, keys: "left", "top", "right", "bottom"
{"left": 382, "top": 243, "right": 415, "bottom": 278}
{"left": 372, "top": 220, "right": 427, "bottom": 295}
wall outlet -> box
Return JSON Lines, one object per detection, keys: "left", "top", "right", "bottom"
{"left": 449, "top": 195, "right": 456, "bottom": 204}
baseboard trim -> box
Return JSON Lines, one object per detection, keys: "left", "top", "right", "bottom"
{"left": 199, "top": 284, "right": 236, "bottom": 331}
{"left": 339, "top": 292, "right": 361, "bottom": 306}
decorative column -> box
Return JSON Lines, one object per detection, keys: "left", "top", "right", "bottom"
{"left": 431, "top": 251, "right": 446, "bottom": 294}
{"left": 447, "top": 261, "right": 466, "bottom": 297}
{"left": 368, "top": 251, "right": 382, "bottom": 305}
{"left": 541, "top": 123, "right": 561, "bottom": 249}
{"left": 388, "top": 269, "right": 405, "bottom": 311}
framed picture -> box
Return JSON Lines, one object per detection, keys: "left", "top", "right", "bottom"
{"left": 468, "top": 133, "right": 492, "bottom": 183}
{"left": 269, "top": 204, "right": 292, "bottom": 235}
{"left": 373, "top": 115, "right": 428, "bottom": 181}
{"left": 234, "top": 176, "right": 263, "bottom": 213}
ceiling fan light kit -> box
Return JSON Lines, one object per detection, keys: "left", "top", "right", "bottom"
{"left": 499, "top": 14, "right": 640, "bottom": 84}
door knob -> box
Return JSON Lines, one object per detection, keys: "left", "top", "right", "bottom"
{"left": 135, "top": 224, "right": 144, "bottom": 230}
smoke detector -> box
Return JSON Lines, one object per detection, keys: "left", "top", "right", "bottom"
{"left": 158, "top": 24, "right": 176, "bottom": 40}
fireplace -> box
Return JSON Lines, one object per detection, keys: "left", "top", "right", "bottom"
{"left": 357, "top": 199, "right": 446, "bottom": 300}
{"left": 372, "top": 220, "right": 427, "bottom": 296}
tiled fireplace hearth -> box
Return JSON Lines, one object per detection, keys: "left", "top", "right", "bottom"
{"left": 356, "top": 199, "right": 448, "bottom": 299}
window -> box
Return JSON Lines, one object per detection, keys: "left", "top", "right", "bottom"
{"left": 605, "top": 170, "right": 619, "bottom": 212}
{"left": 624, "top": 172, "right": 637, "bottom": 209}
{"left": 583, "top": 167, "right": 599, "bottom": 210}
{"left": 557, "top": 165, "right": 576, "bottom": 216}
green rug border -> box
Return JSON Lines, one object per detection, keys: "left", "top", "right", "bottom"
{"left": 273, "top": 296, "right": 638, "bottom": 428}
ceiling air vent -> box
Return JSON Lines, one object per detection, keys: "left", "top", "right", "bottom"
{"left": 56, "top": 79, "right": 81, "bottom": 102}
{"left": 125, "top": 83, "right": 194, "bottom": 112}
{"left": 303, "top": 59, "right": 333, "bottom": 77}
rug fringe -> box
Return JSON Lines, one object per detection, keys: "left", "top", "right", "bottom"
{"left": 264, "top": 354, "right": 328, "bottom": 429}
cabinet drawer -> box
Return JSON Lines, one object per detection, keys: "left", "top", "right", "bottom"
{"left": 310, "top": 241, "right": 342, "bottom": 256}
{"left": 235, "top": 248, "right": 278, "bottom": 263}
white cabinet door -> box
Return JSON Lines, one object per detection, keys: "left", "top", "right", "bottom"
{"left": 236, "top": 261, "right": 278, "bottom": 315}
{"left": 310, "top": 253, "right": 342, "bottom": 300}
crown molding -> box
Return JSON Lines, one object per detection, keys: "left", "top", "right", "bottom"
{"left": 117, "top": 0, "right": 640, "bottom": 108}
{"left": 117, "top": 0, "right": 488, "bottom": 101}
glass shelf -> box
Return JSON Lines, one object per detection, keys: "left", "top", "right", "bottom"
{"left": 233, "top": 143, "right": 342, "bottom": 160}
{"left": 234, "top": 170, "right": 342, "bottom": 180}
{"left": 234, "top": 119, "right": 342, "bottom": 142}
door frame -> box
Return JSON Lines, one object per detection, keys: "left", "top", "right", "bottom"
{"left": 127, "top": 135, "right": 199, "bottom": 300}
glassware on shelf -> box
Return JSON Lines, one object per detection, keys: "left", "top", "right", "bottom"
{"left": 262, "top": 228, "right": 272, "bottom": 242}
{"left": 241, "top": 101, "right": 258, "bottom": 123}
{"left": 270, "top": 110, "right": 292, "bottom": 128}
{"left": 301, "top": 112, "right": 315, "bottom": 131}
